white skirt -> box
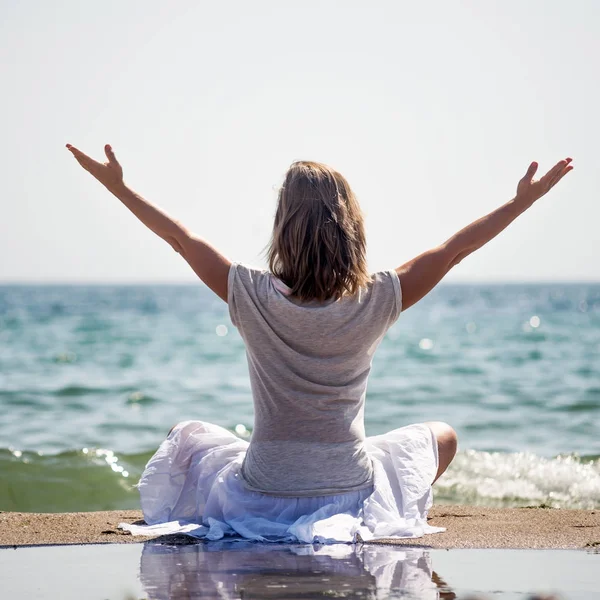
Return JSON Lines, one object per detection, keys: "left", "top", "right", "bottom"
{"left": 120, "top": 421, "right": 446, "bottom": 543}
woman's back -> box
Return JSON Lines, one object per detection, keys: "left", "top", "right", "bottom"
{"left": 228, "top": 262, "right": 402, "bottom": 495}
{"left": 66, "top": 143, "right": 573, "bottom": 542}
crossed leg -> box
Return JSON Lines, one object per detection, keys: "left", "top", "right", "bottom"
{"left": 425, "top": 421, "right": 458, "bottom": 484}
{"left": 165, "top": 421, "right": 458, "bottom": 485}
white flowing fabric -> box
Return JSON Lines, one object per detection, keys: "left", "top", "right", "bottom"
{"left": 138, "top": 543, "right": 438, "bottom": 600}
{"left": 120, "top": 420, "right": 445, "bottom": 543}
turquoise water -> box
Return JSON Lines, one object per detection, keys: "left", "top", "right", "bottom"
{"left": 1, "top": 283, "right": 599, "bottom": 511}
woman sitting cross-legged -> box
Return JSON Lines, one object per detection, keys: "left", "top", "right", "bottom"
{"left": 66, "top": 143, "right": 572, "bottom": 542}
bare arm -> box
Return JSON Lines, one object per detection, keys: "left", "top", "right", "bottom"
{"left": 66, "top": 144, "right": 230, "bottom": 301}
{"left": 396, "top": 158, "right": 574, "bottom": 311}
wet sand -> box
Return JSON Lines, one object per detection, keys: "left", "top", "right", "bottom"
{"left": 1, "top": 505, "right": 598, "bottom": 548}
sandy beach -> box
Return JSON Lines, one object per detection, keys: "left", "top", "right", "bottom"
{"left": 1, "top": 505, "right": 598, "bottom": 549}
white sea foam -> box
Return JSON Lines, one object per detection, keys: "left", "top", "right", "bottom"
{"left": 436, "top": 449, "right": 600, "bottom": 509}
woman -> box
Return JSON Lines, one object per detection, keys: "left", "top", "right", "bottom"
{"left": 67, "top": 143, "right": 573, "bottom": 542}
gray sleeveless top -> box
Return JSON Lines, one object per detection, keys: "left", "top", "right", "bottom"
{"left": 227, "top": 262, "right": 402, "bottom": 496}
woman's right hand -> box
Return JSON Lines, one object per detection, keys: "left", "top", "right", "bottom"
{"left": 515, "top": 158, "right": 573, "bottom": 206}
{"left": 66, "top": 143, "right": 124, "bottom": 191}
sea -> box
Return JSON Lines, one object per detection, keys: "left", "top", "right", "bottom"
{"left": 1, "top": 282, "right": 599, "bottom": 513}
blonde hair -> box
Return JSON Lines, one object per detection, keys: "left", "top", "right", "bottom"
{"left": 267, "top": 160, "right": 371, "bottom": 302}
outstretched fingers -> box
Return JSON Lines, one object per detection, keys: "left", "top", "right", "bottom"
{"left": 66, "top": 144, "right": 89, "bottom": 160}
{"left": 548, "top": 163, "right": 574, "bottom": 189}
{"left": 522, "top": 161, "right": 539, "bottom": 182}
{"left": 66, "top": 144, "right": 101, "bottom": 172}
{"left": 542, "top": 157, "right": 573, "bottom": 187}
{"left": 104, "top": 144, "right": 120, "bottom": 167}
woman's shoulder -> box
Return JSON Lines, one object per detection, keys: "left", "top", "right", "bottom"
{"left": 228, "top": 262, "right": 277, "bottom": 297}
{"left": 230, "top": 261, "right": 270, "bottom": 279}
{"left": 367, "top": 269, "right": 401, "bottom": 293}
{"left": 366, "top": 269, "right": 403, "bottom": 319}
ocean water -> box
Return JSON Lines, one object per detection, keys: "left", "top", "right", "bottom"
{"left": 1, "top": 282, "right": 599, "bottom": 512}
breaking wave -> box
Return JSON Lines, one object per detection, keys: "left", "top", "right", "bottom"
{"left": 1, "top": 446, "right": 598, "bottom": 512}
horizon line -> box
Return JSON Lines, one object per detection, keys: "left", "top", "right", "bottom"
{"left": 1, "top": 279, "right": 599, "bottom": 286}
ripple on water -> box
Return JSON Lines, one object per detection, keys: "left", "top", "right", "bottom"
{"left": 554, "top": 398, "right": 600, "bottom": 412}
{"left": 63, "top": 400, "right": 89, "bottom": 412}
{"left": 575, "top": 365, "right": 598, "bottom": 378}
{"left": 53, "top": 352, "right": 78, "bottom": 364}
{"left": 118, "top": 354, "right": 135, "bottom": 368}
{"left": 74, "top": 317, "right": 113, "bottom": 333}
{"left": 125, "top": 391, "right": 160, "bottom": 406}
{"left": 480, "top": 394, "right": 514, "bottom": 408}
{"left": 0, "top": 391, "right": 45, "bottom": 408}
{"left": 449, "top": 365, "right": 486, "bottom": 376}
{"left": 51, "top": 384, "right": 136, "bottom": 397}
{"left": 98, "top": 422, "right": 162, "bottom": 433}
{"left": 464, "top": 420, "right": 516, "bottom": 432}
{"left": 527, "top": 349, "right": 543, "bottom": 361}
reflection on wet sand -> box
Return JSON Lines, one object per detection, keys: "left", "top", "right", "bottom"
{"left": 139, "top": 541, "right": 454, "bottom": 599}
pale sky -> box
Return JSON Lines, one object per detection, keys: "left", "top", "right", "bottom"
{"left": 1, "top": 0, "right": 598, "bottom": 283}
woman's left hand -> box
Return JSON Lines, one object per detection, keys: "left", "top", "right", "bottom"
{"left": 515, "top": 157, "right": 573, "bottom": 207}
{"left": 66, "top": 143, "right": 124, "bottom": 190}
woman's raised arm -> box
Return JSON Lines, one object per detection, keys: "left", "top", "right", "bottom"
{"left": 66, "top": 144, "right": 231, "bottom": 302}
{"left": 396, "top": 158, "right": 574, "bottom": 311}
